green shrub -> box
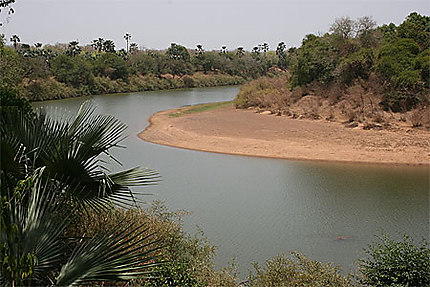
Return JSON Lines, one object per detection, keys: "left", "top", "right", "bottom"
{"left": 0, "top": 87, "right": 33, "bottom": 115}
{"left": 336, "top": 48, "right": 374, "bottom": 84}
{"left": 291, "top": 34, "right": 339, "bottom": 87}
{"left": 375, "top": 39, "right": 420, "bottom": 86}
{"left": 19, "top": 78, "right": 76, "bottom": 101}
{"left": 247, "top": 252, "right": 353, "bottom": 287}
{"left": 234, "top": 76, "right": 289, "bottom": 109}
{"left": 359, "top": 234, "right": 430, "bottom": 287}
{"left": 69, "top": 201, "right": 237, "bottom": 286}
{"left": 51, "top": 54, "right": 94, "bottom": 88}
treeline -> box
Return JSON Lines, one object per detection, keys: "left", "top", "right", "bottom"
{"left": 1, "top": 35, "right": 285, "bottom": 101}
{"left": 236, "top": 12, "right": 430, "bottom": 116}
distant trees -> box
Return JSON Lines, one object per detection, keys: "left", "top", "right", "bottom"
{"left": 330, "top": 16, "right": 356, "bottom": 38}
{"left": 292, "top": 35, "right": 338, "bottom": 86}
{"left": 195, "top": 44, "right": 204, "bottom": 56}
{"left": 91, "top": 37, "right": 104, "bottom": 52}
{"left": 10, "top": 34, "right": 20, "bottom": 49}
{"left": 220, "top": 45, "right": 227, "bottom": 54}
{"left": 102, "top": 39, "right": 115, "bottom": 53}
{"left": 129, "top": 42, "right": 138, "bottom": 54}
{"left": 66, "top": 40, "right": 81, "bottom": 57}
{"left": 329, "top": 16, "right": 376, "bottom": 40}
{"left": 2, "top": 31, "right": 285, "bottom": 100}
{"left": 52, "top": 54, "right": 93, "bottom": 87}
{"left": 236, "top": 47, "right": 245, "bottom": 58}
{"left": 93, "top": 52, "right": 128, "bottom": 80}
{"left": 166, "top": 43, "right": 190, "bottom": 61}
{"left": 276, "top": 12, "right": 430, "bottom": 112}
{"left": 276, "top": 41, "right": 287, "bottom": 70}
{"left": 124, "top": 33, "right": 131, "bottom": 53}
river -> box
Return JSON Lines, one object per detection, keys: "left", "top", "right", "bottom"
{"left": 33, "top": 86, "right": 429, "bottom": 276}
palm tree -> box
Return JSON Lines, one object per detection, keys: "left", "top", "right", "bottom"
{"left": 91, "top": 37, "right": 104, "bottom": 53}
{"left": 66, "top": 40, "right": 81, "bottom": 57}
{"left": 195, "top": 44, "right": 204, "bottom": 55}
{"left": 1, "top": 168, "right": 161, "bottom": 286}
{"left": 236, "top": 47, "right": 245, "bottom": 58}
{"left": 0, "top": 100, "right": 162, "bottom": 285}
{"left": 129, "top": 42, "right": 138, "bottom": 54}
{"left": 124, "top": 33, "right": 131, "bottom": 53}
{"left": 221, "top": 45, "right": 227, "bottom": 54}
{"left": 103, "top": 39, "right": 115, "bottom": 53}
{"left": 261, "top": 42, "right": 269, "bottom": 53}
{"left": 10, "top": 34, "right": 20, "bottom": 50}
{"left": 1, "top": 101, "right": 158, "bottom": 207}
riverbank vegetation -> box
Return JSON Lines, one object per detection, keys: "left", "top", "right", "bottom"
{"left": 0, "top": 35, "right": 286, "bottom": 101}
{"left": 235, "top": 13, "right": 430, "bottom": 129}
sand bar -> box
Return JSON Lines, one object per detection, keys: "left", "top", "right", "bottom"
{"left": 139, "top": 105, "right": 430, "bottom": 166}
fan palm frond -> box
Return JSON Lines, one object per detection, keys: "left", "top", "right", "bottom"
{"left": 56, "top": 222, "right": 162, "bottom": 286}
{"left": 1, "top": 168, "right": 71, "bottom": 286}
{"left": 1, "top": 101, "right": 159, "bottom": 208}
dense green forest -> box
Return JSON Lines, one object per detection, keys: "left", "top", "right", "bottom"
{"left": 1, "top": 34, "right": 285, "bottom": 100}
{"left": 235, "top": 12, "right": 430, "bottom": 128}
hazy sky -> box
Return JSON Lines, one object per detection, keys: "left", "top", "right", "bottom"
{"left": 1, "top": 0, "right": 429, "bottom": 51}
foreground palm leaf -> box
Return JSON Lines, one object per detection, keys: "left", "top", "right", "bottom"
{"left": 56, "top": 223, "right": 162, "bottom": 286}
{"left": 1, "top": 168, "right": 70, "bottom": 285}
{"left": 1, "top": 101, "right": 159, "bottom": 208}
{"left": 1, "top": 169, "right": 162, "bottom": 286}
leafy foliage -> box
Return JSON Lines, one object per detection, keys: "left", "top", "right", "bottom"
{"left": 336, "top": 48, "right": 374, "bottom": 84}
{"left": 52, "top": 54, "right": 93, "bottom": 87}
{"left": 2, "top": 35, "right": 279, "bottom": 101}
{"left": 69, "top": 203, "right": 238, "bottom": 286}
{"left": 0, "top": 170, "right": 162, "bottom": 286}
{"left": 247, "top": 252, "right": 353, "bottom": 287}
{"left": 240, "top": 12, "right": 429, "bottom": 114}
{"left": 0, "top": 87, "right": 33, "bottom": 116}
{"left": 0, "top": 97, "right": 163, "bottom": 286}
{"left": 1, "top": 98, "right": 159, "bottom": 209}
{"left": 292, "top": 34, "right": 339, "bottom": 86}
{"left": 359, "top": 234, "right": 430, "bottom": 287}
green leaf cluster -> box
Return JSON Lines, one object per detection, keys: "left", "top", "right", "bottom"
{"left": 287, "top": 12, "right": 429, "bottom": 111}
{"left": 359, "top": 234, "right": 430, "bottom": 286}
{"left": 1, "top": 91, "right": 163, "bottom": 286}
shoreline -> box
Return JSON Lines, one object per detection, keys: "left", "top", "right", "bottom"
{"left": 139, "top": 105, "right": 430, "bottom": 167}
{"left": 30, "top": 83, "right": 241, "bottom": 103}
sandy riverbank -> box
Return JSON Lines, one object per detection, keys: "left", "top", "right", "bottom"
{"left": 139, "top": 105, "right": 430, "bottom": 166}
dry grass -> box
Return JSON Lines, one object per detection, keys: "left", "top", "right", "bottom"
{"left": 235, "top": 76, "right": 430, "bottom": 130}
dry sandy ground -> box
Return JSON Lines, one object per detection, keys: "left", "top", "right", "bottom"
{"left": 139, "top": 105, "right": 430, "bottom": 166}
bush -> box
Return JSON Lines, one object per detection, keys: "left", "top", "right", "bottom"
{"left": 379, "top": 92, "right": 419, "bottom": 112}
{"left": 69, "top": 201, "right": 237, "bottom": 286}
{"left": 359, "top": 234, "right": 430, "bottom": 287}
{"left": 234, "top": 76, "right": 289, "bottom": 109}
{"left": 291, "top": 34, "right": 339, "bottom": 87}
{"left": 19, "top": 78, "right": 77, "bottom": 101}
{"left": 0, "top": 87, "right": 33, "bottom": 115}
{"left": 247, "top": 252, "right": 353, "bottom": 287}
{"left": 336, "top": 48, "right": 374, "bottom": 84}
